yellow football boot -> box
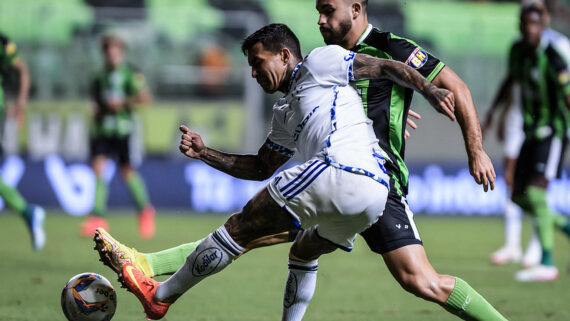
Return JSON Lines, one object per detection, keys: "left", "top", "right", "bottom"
{"left": 93, "top": 227, "right": 154, "bottom": 278}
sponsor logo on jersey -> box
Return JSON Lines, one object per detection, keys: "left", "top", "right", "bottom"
{"left": 406, "top": 47, "right": 428, "bottom": 69}
{"left": 293, "top": 105, "right": 320, "bottom": 141}
{"left": 283, "top": 273, "right": 298, "bottom": 308}
{"left": 192, "top": 247, "right": 223, "bottom": 276}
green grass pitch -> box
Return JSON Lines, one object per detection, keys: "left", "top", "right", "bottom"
{"left": 0, "top": 212, "right": 568, "bottom": 321}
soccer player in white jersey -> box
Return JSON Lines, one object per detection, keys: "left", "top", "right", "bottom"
{"left": 106, "top": 24, "right": 495, "bottom": 320}
{"left": 483, "top": 0, "right": 570, "bottom": 268}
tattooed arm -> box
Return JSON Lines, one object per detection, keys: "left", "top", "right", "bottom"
{"left": 179, "top": 125, "right": 290, "bottom": 181}
{"left": 353, "top": 53, "right": 456, "bottom": 121}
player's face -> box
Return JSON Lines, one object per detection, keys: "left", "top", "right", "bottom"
{"left": 316, "top": 0, "right": 353, "bottom": 45}
{"left": 104, "top": 41, "right": 125, "bottom": 68}
{"left": 520, "top": 12, "right": 543, "bottom": 48}
{"left": 247, "top": 42, "right": 287, "bottom": 94}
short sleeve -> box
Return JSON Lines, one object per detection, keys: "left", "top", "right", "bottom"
{"left": 303, "top": 45, "right": 356, "bottom": 86}
{"left": 264, "top": 112, "right": 295, "bottom": 158}
{"left": 545, "top": 44, "right": 570, "bottom": 94}
{"left": 383, "top": 33, "right": 444, "bottom": 82}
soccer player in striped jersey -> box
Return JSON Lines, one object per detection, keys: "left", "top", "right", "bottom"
{"left": 96, "top": 24, "right": 504, "bottom": 320}
{"left": 483, "top": 1, "right": 569, "bottom": 268}
{"left": 95, "top": 1, "right": 507, "bottom": 319}
{"left": 507, "top": 4, "right": 570, "bottom": 281}
{"left": 0, "top": 33, "right": 45, "bottom": 251}
{"left": 81, "top": 33, "right": 155, "bottom": 238}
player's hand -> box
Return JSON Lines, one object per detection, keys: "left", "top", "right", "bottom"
{"left": 468, "top": 150, "right": 496, "bottom": 192}
{"left": 179, "top": 125, "right": 206, "bottom": 159}
{"left": 425, "top": 84, "right": 456, "bottom": 122}
{"left": 404, "top": 110, "right": 421, "bottom": 139}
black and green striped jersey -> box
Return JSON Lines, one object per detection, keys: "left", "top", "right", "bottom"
{"left": 0, "top": 33, "right": 20, "bottom": 110}
{"left": 90, "top": 64, "right": 147, "bottom": 138}
{"left": 351, "top": 25, "right": 445, "bottom": 195}
{"left": 509, "top": 38, "right": 570, "bottom": 141}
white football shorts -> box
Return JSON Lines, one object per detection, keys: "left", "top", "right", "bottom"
{"left": 267, "top": 158, "right": 389, "bottom": 251}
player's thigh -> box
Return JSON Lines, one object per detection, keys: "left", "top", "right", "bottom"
{"left": 382, "top": 244, "right": 437, "bottom": 284}
{"left": 289, "top": 226, "right": 337, "bottom": 261}
{"left": 360, "top": 188, "right": 422, "bottom": 255}
{"left": 512, "top": 139, "right": 536, "bottom": 196}
{"left": 225, "top": 187, "right": 298, "bottom": 246}
{"left": 115, "top": 136, "right": 131, "bottom": 167}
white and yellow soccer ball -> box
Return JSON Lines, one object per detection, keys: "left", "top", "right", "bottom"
{"left": 61, "top": 273, "right": 117, "bottom": 321}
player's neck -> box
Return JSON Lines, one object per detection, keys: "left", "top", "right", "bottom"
{"left": 279, "top": 58, "right": 301, "bottom": 93}
{"left": 343, "top": 18, "right": 368, "bottom": 49}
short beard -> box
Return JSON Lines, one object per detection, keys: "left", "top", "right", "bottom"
{"left": 322, "top": 18, "right": 352, "bottom": 45}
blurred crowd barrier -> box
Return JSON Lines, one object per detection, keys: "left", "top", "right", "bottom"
{"left": 2, "top": 155, "right": 569, "bottom": 215}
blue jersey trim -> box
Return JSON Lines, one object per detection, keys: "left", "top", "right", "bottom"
{"left": 264, "top": 138, "right": 295, "bottom": 158}
{"left": 322, "top": 86, "right": 390, "bottom": 190}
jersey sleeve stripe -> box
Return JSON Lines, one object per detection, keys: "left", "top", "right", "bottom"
{"left": 426, "top": 61, "right": 446, "bottom": 82}
{"left": 264, "top": 138, "right": 295, "bottom": 157}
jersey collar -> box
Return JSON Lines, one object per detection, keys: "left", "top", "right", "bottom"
{"left": 287, "top": 62, "right": 303, "bottom": 93}
{"left": 355, "top": 24, "right": 373, "bottom": 47}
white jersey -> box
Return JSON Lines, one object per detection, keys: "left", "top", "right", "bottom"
{"left": 264, "top": 45, "right": 389, "bottom": 186}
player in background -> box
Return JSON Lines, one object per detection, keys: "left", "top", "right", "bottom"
{"left": 482, "top": 0, "right": 570, "bottom": 268}
{"left": 0, "top": 33, "right": 45, "bottom": 250}
{"left": 96, "top": 23, "right": 506, "bottom": 321}
{"left": 80, "top": 33, "right": 155, "bottom": 238}
{"left": 506, "top": 3, "right": 570, "bottom": 281}
{"left": 483, "top": 79, "right": 542, "bottom": 267}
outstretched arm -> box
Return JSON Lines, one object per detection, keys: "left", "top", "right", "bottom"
{"left": 353, "top": 53, "right": 456, "bottom": 121}
{"left": 179, "top": 125, "right": 290, "bottom": 181}
{"left": 433, "top": 66, "right": 496, "bottom": 192}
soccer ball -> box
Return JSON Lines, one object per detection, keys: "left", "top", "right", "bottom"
{"left": 61, "top": 273, "right": 117, "bottom": 321}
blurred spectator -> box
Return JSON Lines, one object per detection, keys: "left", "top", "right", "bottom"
{"left": 198, "top": 44, "right": 232, "bottom": 97}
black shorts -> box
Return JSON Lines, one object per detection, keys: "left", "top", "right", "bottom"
{"left": 90, "top": 136, "right": 131, "bottom": 166}
{"left": 513, "top": 135, "right": 568, "bottom": 191}
{"left": 359, "top": 178, "right": 423, "bottom": 255}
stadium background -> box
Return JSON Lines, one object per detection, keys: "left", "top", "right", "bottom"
{"left": 0, "top": 0, "right": 569, "bottom": 216}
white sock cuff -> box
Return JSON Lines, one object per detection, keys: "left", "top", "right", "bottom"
{"left": 288, "top": 259, "right": 318, "bottom": 272}
{"left": 212, "top": 225, "right": 244, "bottom": 257}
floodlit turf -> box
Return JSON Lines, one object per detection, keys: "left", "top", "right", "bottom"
{"left": 0, "top": 212, "right": 568, "bottom": 321}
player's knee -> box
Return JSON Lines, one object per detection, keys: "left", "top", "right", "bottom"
{"left": 397, "top": 273, "right": 442, "bottom": 302}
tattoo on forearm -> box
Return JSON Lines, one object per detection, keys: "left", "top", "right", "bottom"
{"left": 200, "top": 147, "right": 289, "bottom": 181}
{"left": 201, "top": 149, "right": 269, "bottom": 181}
{"left": 353, "top": 54, "right": 429, "bottom": 95}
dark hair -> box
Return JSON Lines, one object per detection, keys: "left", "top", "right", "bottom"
{"left": 344, "top": 0, "right": 367, "bottom": 10}
{"left": 101, "top": 33, "right": 126, "bottom": 51}
{"left": 241, "top": 23, "right": 302, "bottom": 59}
{"left": 520, "top": 4, "right": 544, "bottom": 22}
